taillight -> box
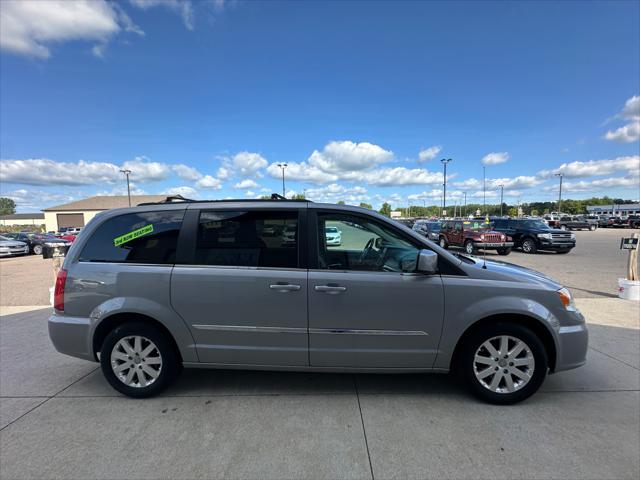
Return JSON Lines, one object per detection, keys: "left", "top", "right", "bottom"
{"left": 54, "top": 269, "right": 67, "bottom": 311}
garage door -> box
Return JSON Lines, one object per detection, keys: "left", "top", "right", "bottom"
{"left": 57, "top": 213, "right": 85, "bottom": 229}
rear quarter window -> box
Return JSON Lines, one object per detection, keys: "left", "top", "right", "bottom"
{"left": 79, "top": 210, "right": 184, "bottom": 264}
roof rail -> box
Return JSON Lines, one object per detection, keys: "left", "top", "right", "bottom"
{"left": 137, "top": 195, "right": 196, "bottom": 206}
{"left": 136, "top": 193, "right": 312, "bottom": 207}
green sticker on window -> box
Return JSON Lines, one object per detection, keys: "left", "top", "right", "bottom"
{"left": 114, "top": 224, "right": 154, "bottom": 247}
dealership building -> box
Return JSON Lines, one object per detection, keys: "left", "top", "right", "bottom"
{"left": 0, "top": 213, "right": 45, "bottom": 227}
{"left": 586, "top": 203, "right": 640, "bottom": 216}
{"left": 42, "top": 195, "right": 166, "bottom": 232}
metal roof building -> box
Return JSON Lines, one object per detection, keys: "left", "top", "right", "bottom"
{"left": 586, "top": 203, "right": 640, "bottom": 216}
{"left": 41, "top": 195, "right": 166, "bottom": 232}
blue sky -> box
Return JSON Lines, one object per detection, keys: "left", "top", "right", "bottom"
{"left": 1, "top": 0, "right": 639, "bottom": 212}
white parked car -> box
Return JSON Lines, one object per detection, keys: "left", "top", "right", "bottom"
{"left": 325, "top": 226, "right": 342, "bottom": 246}
{"left": 0, "top": 235, "right": 29, "bottom": 257}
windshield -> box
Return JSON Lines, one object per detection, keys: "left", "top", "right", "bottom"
{"left": 520, "top": 220, "right": 550, "bottom": 230}
{"left": 325, "top": 227, "right": 338, "bottom": 233}
{"left": 463, "top": 221, "right": 492, "bottom": 231}
{"left": 0, "top": 235, "right": 11, "bottom": 241}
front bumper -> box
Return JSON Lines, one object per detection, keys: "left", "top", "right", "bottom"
{"left": 555, "top": 321, "right": 589, "bottom": 372}
{"left": 0, "top": 247, "right": 29, "bottom": 256}
{"left": 539, "top": 240, "right": 576, "bottom": 251}
{"left": 474, "top": 241, "right": 514, "bottom": 249}
{"left": 326, "top": 238, "right": 342, "bottom": 245}
{"left": 48, "top": 312, "right": 95, "bottom": 362}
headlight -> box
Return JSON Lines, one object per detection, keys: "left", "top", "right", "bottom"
{"left": 537, "top": 233, "right": 551, "bottom": 239}
{"left": 0, "top": 247, "right": 9, "bottom": 252}
{"left": 570, "top": 233, "right": 576, "bottom": 240}
{"left": 558, "top": 287, "right": 577, "bottom": 312}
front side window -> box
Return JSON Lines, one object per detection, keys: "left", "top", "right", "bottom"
{"left": 79, "top": 210, "right": 184, "bottom": 264}
{"left": 193, "top": 210, "right": 298, "bottom": 268}
{"left": 316, "top": 213, "right": 420, "bottom": 272}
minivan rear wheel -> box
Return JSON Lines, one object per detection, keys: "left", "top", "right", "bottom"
{"left": 100, "top": 322, "right": 180, "bottom": 398}
{"left": 459, "top": 322, "right": 548, "bottom": 404}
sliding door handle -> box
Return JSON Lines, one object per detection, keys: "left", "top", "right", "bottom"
{"left": 314, "top": 285, "right": 347, "bottom": 294}
{"left": 269, "top": 284, "right": 301, "bottom": 292}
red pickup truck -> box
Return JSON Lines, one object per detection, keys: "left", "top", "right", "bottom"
{"left": 438, "top": 219, "right": 514, "bottom": 255}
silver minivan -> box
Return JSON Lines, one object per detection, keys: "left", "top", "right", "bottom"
{"left": 49, "top": 198, "right": 588, "bottom": 404}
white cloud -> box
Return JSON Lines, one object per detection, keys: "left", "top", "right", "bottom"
{"left": 604, "top": 95, "right": 640, "bottom": 143}
{"left": 481, "top": 152, "right": 510, "bottom": 166}
{"left": 304, "top": 184, "right": 369, "bottom": 203}
{"left": 171, "top": 164, "right": 202, "bottom": 181}
{"left": 0, "top": 156, "right": 221, "bottom": 186}
{"left": 196, "top": 175, "right": 222, "bottom": 189}
{"left": 604, "top": 121, "right": 640, "bottom": 143}
{"left": 121, "top": 156, "right": 171, "bottom": 182}
{"left": 162, "top": 186, "right": 199, "bottom": 198}
{"left": 0, "top": 158, "right": 121, "bottom": 185}
{"left": 234, "top": 179, "right": 259, "bottom": 189}
{"left": 452, "top": 175, "right": 542, "bottom": 191}
{"left": 216, "top": 166, "right": 230, "bottom": 179}
{"left": 538, "top": 156, "right": 640, "bottom": 178}
{"left": 2, "top": 188, "right": 77, "bottom": 211}
{"left": 266, "top": 162, "right": 336, "bottom": 184}
{"left": 308, "top": 141, "right": 393, "bottom": 172}
{"left": 0, "top": 0, "right": 143, "bottom": 59}
{"left": 418, "top": 146, "right": 442, "bottom": 162}
{"left": 129, "top": 0, "right": 194, "bottom": 30}
{"left": 358, "top": 167, "right": 443, "bottom": 186}
{"left": 226, "top": 151, "right": 268, "bottom": 178}
{"left": 543, "top": 176, "right": 640, "bottom": 193}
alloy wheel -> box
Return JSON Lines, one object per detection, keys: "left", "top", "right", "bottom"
{"left": 110, "top": 335, "right": 163, "bottom": 388}
{"left": 473, "top": 335, "right": 535, "bottom": 394}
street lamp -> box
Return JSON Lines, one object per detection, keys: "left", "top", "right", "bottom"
{"left": 119, "top": 169, "right": 132, "bottom": 206}
{"left": 498, "top": 184, "right": 504, "bottom": 216}
{"left": 440, "top": 158, "right": 452, "bottom": 216}
{"left": 555, "top": 173, "right": 564, "bottom": 214}
{"left": 483, "top": 165, "right": 486, "bottom": 214}
{"left": 277, "top": 163, "right": 288, "bottom": 197}
{"left": 463, "top": 191, "right": 467, "bottom": 217}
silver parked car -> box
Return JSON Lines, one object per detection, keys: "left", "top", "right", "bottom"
{"left": 0, "top": 235, "right": 30, "bottom": 257}
{"left": 49, "top": 199, "right": 588, "bottom": 404}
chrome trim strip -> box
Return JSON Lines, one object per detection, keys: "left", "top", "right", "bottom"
{"left": 192, "top": 324, "right": 307, "bottom": 334}
{"left": 558, "top": 325, "right": 585, "bottom": 334}
{"left": 309, "top": 328, "right": 428, "bottom": 336}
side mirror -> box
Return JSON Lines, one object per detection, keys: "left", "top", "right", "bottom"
{"left": 416, "top": 249, "right": 438, "bottom": 274}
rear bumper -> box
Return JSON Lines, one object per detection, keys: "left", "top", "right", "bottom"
{"left": 48, "top": 312, "right": 95, "bottom": 362}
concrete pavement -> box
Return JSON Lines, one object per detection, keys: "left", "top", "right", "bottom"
{"left": 1, "top": 299, "right": 638, "bottom": 479}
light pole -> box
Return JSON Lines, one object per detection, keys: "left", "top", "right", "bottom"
{"left": 277, "top": 163, "right": 288, "bottom": 197}
{"left": 498, "top": 184, "right": 504, "bottom": 216}
{"left": 483, "top": 165, "right": 486, "bottom": 214}
{"left": 555, "top": 173, "right": 564, "bottom": 214}
{"left": 440, "top": 158, "right": 452, "bottom": 216}
{"left": 119, "top": 169, "right": 132, "bottom": 206}
{"left": 463, "top": 191, "right": 467, "bottom": 217}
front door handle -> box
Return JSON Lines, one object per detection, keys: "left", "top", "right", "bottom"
{"left": 314, "top": 285, "right": 347, "bottom": 294}
{"left": 269, "top": 283, "right": 301, "bottom": 292}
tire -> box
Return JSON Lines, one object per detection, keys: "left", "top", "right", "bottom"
{"left": 32, "top": 244, "right": 43, "bottom": 255}
{"left": 556, "top": 249, "right": 571, "bottom": 254}
{"left": 521, "top": 238, "right": 538, "bottom": 254}
{"left": 464, "top": 239, "right": 477, "bottom": 255}
{"left": 439, "top": 236, "right": 448, "bottom": 249}
{"left": 560, "top": 225, "right": 567, "bottom": 231}
{"left": 100, "top": 321, "right": 180, "bottom": 398}
{"left": 458, "top": 322, "right": 548, "bottom": 405}
{"left": 497, "top": 247, "right": 512, "bottom": 256}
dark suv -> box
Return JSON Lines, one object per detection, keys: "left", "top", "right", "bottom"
{"left": 438, "top": 219, "right": 513, "bottom": 255}
{"left": 492, "top": 218, "right": 575, "bottom": 254}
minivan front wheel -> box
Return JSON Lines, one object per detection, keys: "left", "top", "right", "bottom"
{"left": 100, "top": 322, "right": 179, "bottom": 398}
{"left": 459, "top": 323, "right": 548, "bottom": 404}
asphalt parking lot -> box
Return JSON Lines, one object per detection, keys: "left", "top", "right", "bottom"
{"left": 1, "top": 228, "right": 639, "bottom": 479}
